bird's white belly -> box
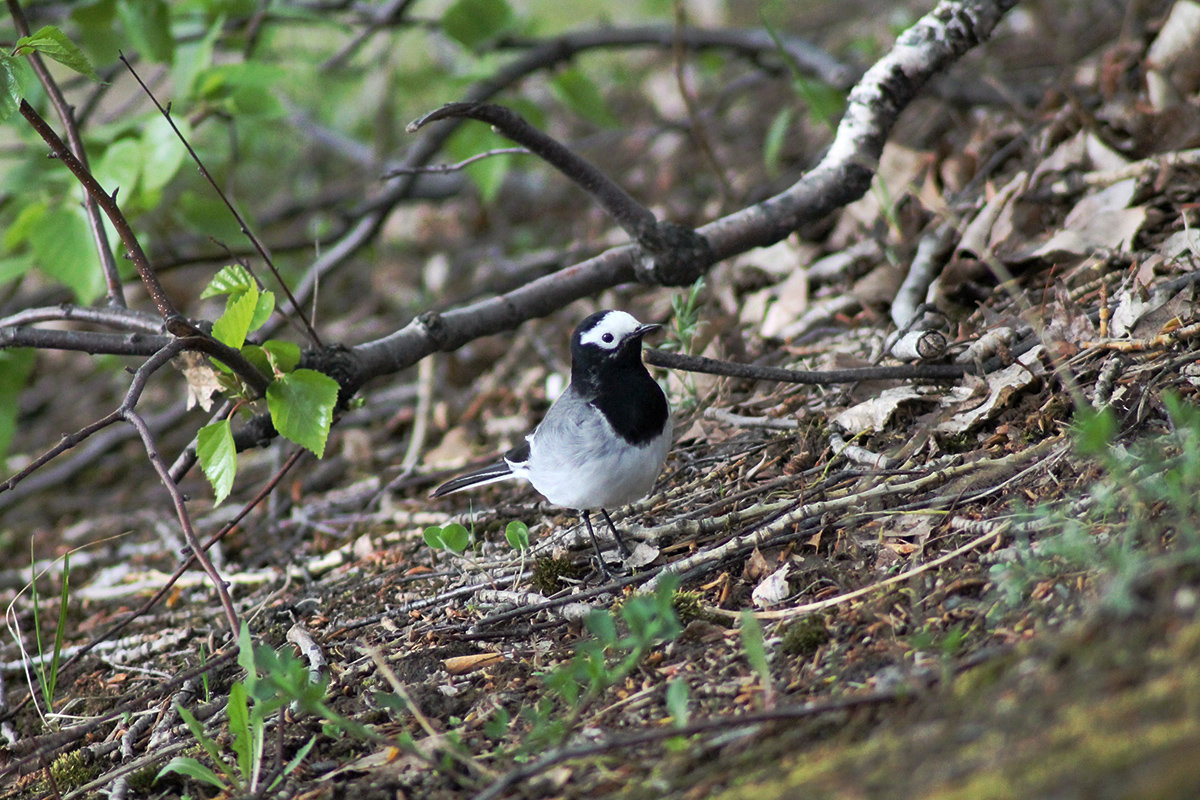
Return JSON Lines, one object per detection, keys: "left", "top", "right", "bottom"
{"left": 521, "top": 422, "right": 671, "bottom": 510}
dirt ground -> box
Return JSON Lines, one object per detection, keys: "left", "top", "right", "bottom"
{"left": 4, "top": 1, "right": 1200, "bottom": 798}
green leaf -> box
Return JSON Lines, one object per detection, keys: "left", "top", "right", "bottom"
{"left": 791, "top": 75, "right": 844, "bottom": 131}
{"left": 243, "top": 338, "right": 298, "bottom": 379}
{"left": 0, "top": 349, "right": 34, "bottom": 465}
{"left": 262, "top": 340, "right": 300, "bottom": 373}
{"left": 171, "top": 15, "right": 221, "bottom": 101}
{"left": 504, "top": 520, "right": 529, "bottom": 551}
{"left": 179, "top": 191, "right": 245, "bottom": 243}
{"left": 139, "top": 114, "right": 187, "bottom": 193}
{"left": 13, "top": 26, "right": 102, "bottom": 82}
{"left": 423, "top": 526, "right": 446, "bottom": 550}
{"left": 0, "top": 255, "right": 34, "bottom": 286}
{"left": 441, "top": 522, "right": 470, "bottom": 554}
{"left": 441, "top": 0, "right": 514, "bottom": 50}
{"left": 763, "top": 107, "right": 793, "bottom": 177}
{"left": 550, "top": 69, "right": 618, "bottom": 128}
{"left": 237, "top": 621, "right": 257, "bottom": 695}
{"left": 197, "top": 420, "right": 236, "bottom": 505}
{"left": 117, "top": 0, "right": 175, "bottom": 64}
{"left": 195, "top": 61, "right": 286, "bottom": 95}
{"left": 584, "top": 608, "right": 617, "bottom": 648}
{"left": 156, "top": 756, "right": 229, "bottom": 791}
{"left": 0, "top": 55, "right": 20, "bottom": 122}
{"left": 1072, "top": 406, "right": 1117, "bottom": 458}
{"left": 201, "top": 263, "right": 256, "bottom": 298}
{"left": 229, "top": 84, "right": 284, "bottom": 118}
{"left": 211, "top": 283, "right": 259, "bottom": 349}
{"left": 95, "top": 137, "right": 142, "bottom": 199}
{"left": 266, "top": 368, "right": 338, "bottom": 457}
{"left": 227, "top": 681, "right": 252, "bottom": 778}
{"left": 193, "top": 61, "right": 286, "bottom": 117}
{"left": 239, "top": 345, "right": 271, "bottom": 378}
{"left": 4, "top": 202, "right": 46, "bottom": 250}
{"left": 70, "top": 0, "right": 123, "bottom": 67}
{"left": 175, "top": 704, "right": 236, "bottom": 785}
{"left": 249, "top": 290, "right": 274, "bottom": 332}
{"left": 665, "top": 677, "right": 689, "bottom": 728}
{"left": 28, "top": 206, "right": 105, "bottom": 304}
{"left": 739, "top": 611, "right": 771, "bottom": 685}
{"left": 483, "top": 707, "right": 510, "bottom": 739}
{"left": 270, "top": 735, "right": 315, "bottom": 790}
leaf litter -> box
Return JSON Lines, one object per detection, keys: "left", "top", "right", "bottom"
{"left": 7, "top": 3, "right": 1200, "bottom": 799}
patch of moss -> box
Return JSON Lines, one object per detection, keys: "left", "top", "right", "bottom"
{"left": 123, "top": 760, "right": 163, "bottom": 793}
{"left": 780, "top": 615, "right": 830, "bottom": 657}
{"left": 530, "top": 554, "right": 585, "bottom": 595}
{"left": 938, "top": 432, "right": 977, "bottom": 454}
{"left": 45, "top": 749, "right": 102, "bottom": 792}
{"left": 672, "top": 590, "right": 705, "bottom": 625}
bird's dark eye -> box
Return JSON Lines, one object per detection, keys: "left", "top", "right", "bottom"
{"left": 602, "top": 333, "right": 614, "bottom": 344}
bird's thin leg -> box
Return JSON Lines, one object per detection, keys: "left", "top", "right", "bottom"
{"left": 600, "top": 508, "right": 632, "bottom": 557}
{"left": 581, "top": 510, "right": 614, "bottom": 577}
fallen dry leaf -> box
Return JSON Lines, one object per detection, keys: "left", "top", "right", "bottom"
{"left": 937, "top": 346, "right": 1046, "bottom": 435}
{"left": 1030, "top": 179, "right": 1146, "bottom": 259}
{"left": 752, "top": 563, "right": 791, "bottom": 608}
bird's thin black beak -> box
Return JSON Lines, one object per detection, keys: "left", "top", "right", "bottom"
{"left": 633, "top": 323, "right": 662, "bottom": 338}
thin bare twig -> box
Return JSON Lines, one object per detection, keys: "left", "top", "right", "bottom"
{"left": 646, "top": 348, "right": 975, "bottom": 383}
{"left": 5, "top": 0, "right": 123, "bottom": 307}
{"left": 17, "top": 100, "right": 192, "bottom": 334}
{"left": 118, "top": 53, "right": 324, "bottom": 349}
{"left": 383, "top": 147, "right": 531, "bottom": 176}
{"left": 122, "top": 410, "right": 239, "bottom": 636}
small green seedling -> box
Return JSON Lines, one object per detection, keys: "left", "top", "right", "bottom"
{"left": 424, "top": 522, "right": 471, "bottom": 555}
{"left": 504, "top": 520, "right": 530, "bottom": 551}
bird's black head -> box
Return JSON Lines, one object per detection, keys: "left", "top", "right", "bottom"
{"left": 570, "top": 310, "right": 660, "bottom": 377}
{"left": 569, "top": 310, "right": 667, "bottom": 444}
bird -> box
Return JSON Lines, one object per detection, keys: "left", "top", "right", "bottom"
{"left": 431, "top": 310, "right": 672, "bottom": 571}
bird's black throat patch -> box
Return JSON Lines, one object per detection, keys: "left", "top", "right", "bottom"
{"left": 586, "top": 361, "right": 668, "bottom": 445}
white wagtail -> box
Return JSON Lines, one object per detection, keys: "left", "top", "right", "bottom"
{"left": 431, "top": 310, "right": 672, "bottom": 568}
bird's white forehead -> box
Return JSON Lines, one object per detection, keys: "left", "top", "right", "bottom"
{"left": 579, "top": 310, "right": 642, "bottom": 349}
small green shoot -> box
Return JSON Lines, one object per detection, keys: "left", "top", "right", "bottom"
{"left": 505, "top": 519, "right": 532, "bottom": 581}
{"left": 518, "top": 575, "right": 684, "bottom": 754}
{"left": 664, "top": 277, "right": 706, "bottom": 408}
{"left": 158, "top": 624, "right": 316, "bottom": 794}
{"left": 667, "top": 276, "right": 706, "bottom": 354}
{"left": 30, "top": 547, "right": 70, "bottom": 722}
{"left": 990, "top": 393, "right": 1200, "bottom": 616}
{"left": 484, "top": 706, "right": 511, "bottom": 740}
{"left": 761, "top": 15, "right": 845, "bottom": 130}
{"left": 424, "top": 522, "right": 472, "bottom": 556}
{"left": 504, "top": 520, "right": 530, "bottom": 551}
{"left": 664, "top": 677, "right": 691, "bottom": 751}
{"left": 740, "top": 611, "right": 775, "bottom": 708}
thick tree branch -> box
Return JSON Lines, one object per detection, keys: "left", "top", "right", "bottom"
{"left": 409, "top": 102, "right": 714, "bottom": 286}
{"left": 0, "top": 304, "right": 163, "bottom": 333}
{"left": 0, "top": 327, "right": 168, "bottom": 355}
{"left": 352, "top": 0, "right": 1019, "bottom": 380}
{"left": 278, "top": 24, "right": 855, "bottom": 320}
